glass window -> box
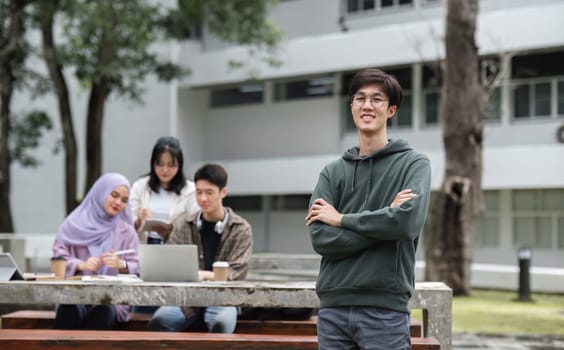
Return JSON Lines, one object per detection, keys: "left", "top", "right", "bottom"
{"left": 363, "top": 0, "right": 375, "bottom": 10}
{"left": 210, "top": 84, "right": 264, "bottom": 107}
{"left": 484, "top": 191, "right": 500, "bottom": 210}
{"left": 513, "top": 217, "right": 551, "bottom": 249}
{"left": 558, "top": 218, "right": 564, "bottom": 249}
{"left": 512, "top": 190, "right": 537, "bottom": 210}
{"left": 512, "top": 50, "right": 564, "bottom": 79}
{"left": 424, "top": 91, "right": 440, "bottom": 125}
{"left": 511, "top": 189, "right": 564, "bottom": 250}
{"left": 395, "top": 92, "right": 412, "bottom": 127}
{"left": 274, "top": 76, "right": 336, "bottom": 101}
{"left": 483, "top": 88, "right": 501, "bottom": 122}
{"left": 342, "top": 95, "right": 355, "bottom": 131}
{"left": 513, "top": 84, "right": 530, "bottom": 119}
{"left": 476, "top": 217, "right": 500, "bottom": 248}
{"left": 534, "top": 82, "right": 551, "bottom": 116}
{"left": 272, "top": 194, "right": 310, "bottom": 211}
{"left": 558, "top": 81, "right": 564, "bottom": 116}
{"left": 347, "top": 0, "right": 359, "bottom": 12}
{"left": 223, "top": 196, "right": 262, "bottom": 211}
{"left": 513, "top": 217, "right": 535, "bottom": 248}
{"left": 475, "top": 191, "right": 500, "bottom": 248}
{"left": 541, "top": 189, "right": 564, "bottom": 210}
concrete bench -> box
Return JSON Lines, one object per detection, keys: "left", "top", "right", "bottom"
{"left": 0, "top": 329, "right": 441, "bottom": 349}
{"left": 1, "top": 309, "right": 423, "bottom": 337}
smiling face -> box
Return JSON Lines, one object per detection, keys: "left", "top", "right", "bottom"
{"left": 103, "top": 185, "right": 129, "bottom": 217}
{"left": 351, "top": 83, "right": 397, "bottom": 134}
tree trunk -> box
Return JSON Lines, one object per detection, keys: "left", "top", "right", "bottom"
{"left": 39, "top": 0, "right": 79, "bottom": 214}
{"left": 424, "top": 0, "right": 484, "bottom": 296}
{"left": 0, "top": 63, "right": 14, "bottom": 232}
{"left": 0, "top": 0, "right": 32, "bottom": 232}
{"left": 84, "top": 80, "right": 110, "bottom": 193}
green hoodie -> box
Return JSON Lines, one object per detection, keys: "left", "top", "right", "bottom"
{"left": 308, "top": 139, "right": 431, "bottom": 313}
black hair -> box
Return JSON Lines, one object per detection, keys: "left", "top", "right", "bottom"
{"left": 148, "top": 136, "right": 186, "bottom": 195}
{"left": 194, "top": 163, "right": 228, "bottom": 189}
{"left": 348, "top": 68, "right": 403, "bottom": 109}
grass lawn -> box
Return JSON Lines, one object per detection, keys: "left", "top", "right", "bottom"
{"left": 414, "top": 289, "right": 564, "bottom": 336}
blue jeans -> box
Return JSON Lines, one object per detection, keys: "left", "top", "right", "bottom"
{"left": 317, "top": 306, "right": 410, "bottom": 350}
{"left": 148, "top": 306, "right": 237, "bottom": 333}
{"left": 54, "top": 304, "right": 117, "bottom": 330}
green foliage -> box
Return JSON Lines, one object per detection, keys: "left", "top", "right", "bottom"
{"left": 57, "top": 0, "right": 183, "bottom": 102}
{"left": 9, "top": 110, "right": 53, "bottom": 167}
{"left": 167, "top": 0, "right": 283, "bottom": 68}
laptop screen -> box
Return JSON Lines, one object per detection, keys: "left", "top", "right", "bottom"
{"left": 138, "top": 244, "right": 199, "bottom": 282}
{"left": 0, "top": 253, "right": 23, "bottom": 281}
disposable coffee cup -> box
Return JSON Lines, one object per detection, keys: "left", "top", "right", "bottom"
{"left": 50, "top": 257, "right": 66, "bottom": 279}
{"left": 212, "top": 261, "right": 229, "bottom": 281}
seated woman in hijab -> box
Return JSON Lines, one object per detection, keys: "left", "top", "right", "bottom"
{"left": 52, "top": 173, "right": 139, "bottom": 330}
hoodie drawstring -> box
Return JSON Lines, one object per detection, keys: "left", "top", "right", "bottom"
{"left": 352, "top": 162, "right": 358, "bottom": 192}
{"left": 364, "top": 158, "right": 373, "bottom": 207}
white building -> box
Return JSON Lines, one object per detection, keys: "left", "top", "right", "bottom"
{"left": 10, "top": 0, "right": 564, "bottom": 284}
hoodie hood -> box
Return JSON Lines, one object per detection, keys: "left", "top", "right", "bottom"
{"left": 342, "top": 139, "right": 412, "bottom": 161}
{"left": 343, "top": 139, "right": 413, "bottom": 193}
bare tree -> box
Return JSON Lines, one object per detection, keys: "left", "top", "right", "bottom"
{"left": 424, "top": 0, "right": 484, "bottom": 296}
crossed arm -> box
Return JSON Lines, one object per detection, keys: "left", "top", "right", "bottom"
{"left": 306, "top": 190, "right": 416, "bottom": 260}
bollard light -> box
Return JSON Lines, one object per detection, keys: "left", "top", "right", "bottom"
{"left": 515, "top": 246, "right": 533, "bottom": 302}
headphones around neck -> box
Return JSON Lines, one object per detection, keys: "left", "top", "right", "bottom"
{"left": 196, "top": 211, "right": 229, "bottom": 234}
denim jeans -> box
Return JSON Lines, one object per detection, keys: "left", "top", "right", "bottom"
{"left": 54, "top": 304, "right": 117, "bottom": 330}
{"left": 147, "top": 305, "right": 237, "bottom": 333}
{"left": 317, "top": 306, "right": 410, "bottom": 350}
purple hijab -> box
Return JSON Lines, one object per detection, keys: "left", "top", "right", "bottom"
{"left": 55, "top": 173, "right": 133, "bottom": 258}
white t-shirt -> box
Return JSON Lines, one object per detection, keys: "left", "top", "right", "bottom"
{"left": 147, "top": 189, "right": 175, "bottom": 239}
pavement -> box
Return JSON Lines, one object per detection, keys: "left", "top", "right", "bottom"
{"left": 453, "top": 333, "right": 564, "bottom": 349}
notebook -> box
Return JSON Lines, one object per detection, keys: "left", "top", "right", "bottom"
{"left": 0, "top": 253, "right": 24, "bottom": 281}
{"left": 138, "top": 244, "right": 200, "bottom": 282}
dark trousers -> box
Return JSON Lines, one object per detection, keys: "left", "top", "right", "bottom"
{"left": 54, "top": 304, "right": 117, "bottom": 330}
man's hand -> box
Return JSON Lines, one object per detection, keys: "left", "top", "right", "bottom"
{"left": 390, "top": 189, "right": 416, "bottom": 208}
{"left": 306, "top": 198, "right": 343, "bottom": 227}
{"left": 198, "top": 270, "right": 214, "bottom": 281}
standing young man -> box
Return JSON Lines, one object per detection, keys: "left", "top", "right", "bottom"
{"left": 148, "top": 163, "right": 253, "bottom": 333}
{"left": 306, "top": 68, "right": 431, "bottom": 350}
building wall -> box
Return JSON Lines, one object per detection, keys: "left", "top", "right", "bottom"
{"left": 7, "top": 0, "right": 564, "bottom": 271}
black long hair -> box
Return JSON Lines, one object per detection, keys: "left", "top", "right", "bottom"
{"left": 148, "top": 136, "right": 187, "bottom": 195}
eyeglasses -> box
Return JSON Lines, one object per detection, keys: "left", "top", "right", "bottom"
{"left": 351, "top": 95, "right": 389, "bottom": 107}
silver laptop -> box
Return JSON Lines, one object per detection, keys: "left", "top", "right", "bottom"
{"left": 138, "top": 244, "right": 199, "bottom": 282}
{"left": 0, "top": 253, "right": 24, "bottom": 281}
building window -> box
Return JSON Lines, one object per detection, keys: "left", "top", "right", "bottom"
{"left": 390, "top": 91, "right": 412, "bottom": 128}
{"left": 511, "top": 50, "right": 564, "bottom": 120}
{"left": 511, "top": 189, "right": 564, "bottom": 250}
{"left": 210, "top": 83, "right": 264, "bottom": 108}
{"left": 223, "top": 195, "right": 262, "bottom": 211}
{"left": 483, "top": 87, "right": 501, "bottom": 122}
{"left": 274, "top": 75, "right": 336, "bottom": 101}
{"left": 558, "top": 80, "right": 564, "bottom": 116}
{"left": 346, "top": 0, "right": 412, "bottom": 13}
{"left": 558, "top": 218, "right": 564, "bottom": 250}
{"left": 272, "top": 194, "right": 310, "bottom": 211}
{"left": 422, "top": 64, "right": 442, "bottom": 126}
{"left": 475, "top": 191, "right": 500, "bottom": 248}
